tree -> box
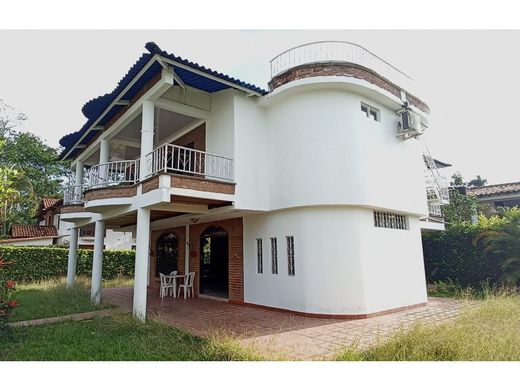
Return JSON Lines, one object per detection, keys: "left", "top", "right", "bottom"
{"left": 450, "top": 172, "right": 465, "bottom": 186}
{"left": 467, "top": 175, "right": 488, "bottom": 187}
{"left": 442, "top": 190, "right": 480, "bottom": 225}
{"left": 474, "top": 208, "right": 520, "bottom": 286}
{"left": 0, "top": 101, "right": 67, "bottom": 232}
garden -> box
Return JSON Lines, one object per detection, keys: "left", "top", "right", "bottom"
{"left": 2, "top": 206, "right": 520, "bottom": 360}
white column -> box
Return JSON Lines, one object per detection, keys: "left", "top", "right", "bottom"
{"left": 66, "top": 227, "right": 79, "bottom": 288}
{"left": 90, "top": 220, "right": 105, "bottom": 304}
{"left": 185, "top": 225, "right": 190, "bottom": 274}
{"left": 99, "top": 138, "right": 110, "bottom": 183}
{"left": 74, "top": 161, "right": 84, "bottom": 202}
{"left": 133, "top": 207, "right": 151, "bottom": 321}
{"left": 139, "top": 100, "right": 155, "bottom": 180}
{"left": 99, "top": 138, "right": 110, "bottom": 164}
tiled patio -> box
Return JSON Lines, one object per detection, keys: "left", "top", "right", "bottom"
{"left": 103, "top": 287, "right": 475, "bottom": 360}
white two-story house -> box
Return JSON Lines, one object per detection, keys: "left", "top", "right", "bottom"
{"left": 59, "top": 41, "right": 449, "bottom": 321}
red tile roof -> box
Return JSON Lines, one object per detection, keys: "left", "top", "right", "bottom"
{"left": 10, "top": 224, "right": 58, "bottom": 238}
{"left": 467, "top": 181, "right": 520, "bottom": 197}
{"left": 41, "top": 198, "right": 62, "bottom": 210}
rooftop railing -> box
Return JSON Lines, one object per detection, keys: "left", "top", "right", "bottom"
{"left": 270, "top": 41, "right": 419, "bottom": 95}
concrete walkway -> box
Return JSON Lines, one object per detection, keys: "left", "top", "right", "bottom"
{"left": 9, "top": 309, "right": 114, "bottom": 328}
{"left": 103, "top": 287, "right": 476, "bottom": 360}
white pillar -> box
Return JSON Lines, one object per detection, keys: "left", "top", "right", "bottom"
{"left": 99, "top": 138, "right": 110, "bottom": 183}
{"left": 90, "top": 220, "right": 105, "bottom": 304}
{"left": 74, "top": 161, "right": 84, "bottom": 202}
{"left": 139, "top": 100, "right": 155, "bottom": 180}
{"left": 99, "top": 138, "right": 110, "bottom": 164}
{"left": 133, "top": 207, "right": 151, "bottom": 321}
{"left": 185, "top": 225, "right": 190, "bottom": 274}
{"left": 66, "top": 227, "right": 79, "bottom": 288}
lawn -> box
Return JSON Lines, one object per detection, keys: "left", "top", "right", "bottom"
{"left": 1, "top": 314, "right": 260, "bottom": 361}
{"left": 9, "top": 277, "right": 132, "bottom": 322}
{"left": 2, "top": 278, "right": 259, "bottom": 361}
{"left": 336, "top": 293, "right": 520, "bottom": 361}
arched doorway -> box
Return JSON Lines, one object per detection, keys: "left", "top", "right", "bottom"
{"left": 200, "top": 226, "right": 229, "bottom": 298}
{"left": 156, "top": 233, "right": 178, "bottom": 276}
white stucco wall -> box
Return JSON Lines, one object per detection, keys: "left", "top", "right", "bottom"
{"left": 262, "top": 83, "right": 427, "bottom": 215}
{"left": 243, "top": 206, "right": 427, "bottom": 315}
{"left": 5, "top": 238, "right": 55, "bottom": 247}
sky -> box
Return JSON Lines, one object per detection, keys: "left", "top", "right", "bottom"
{"left": 1, "top": 30, "right": 519, "bottom": 185}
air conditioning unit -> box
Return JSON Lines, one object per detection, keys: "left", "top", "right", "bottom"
{"left": 396, "top": 109, "right": 424, "bottom": 139}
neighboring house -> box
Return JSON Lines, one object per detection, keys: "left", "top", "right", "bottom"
{"left": 0, "top": 197, "right": 135, "bottom": 249}
{"left": 467, "top": 181, "right": 520, "bottom": 212}
{"left": 0, "top": 224, "right": 59, "bottom": 246}
{"left": 59, "top": 41, "right": 449, "bottom": 320}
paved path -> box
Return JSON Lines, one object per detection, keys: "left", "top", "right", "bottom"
{"left": 103, "top": 287, "right": 476, "bottom": 360}
{"left": 9, "top": 309, "right": 114, "bottom": 328}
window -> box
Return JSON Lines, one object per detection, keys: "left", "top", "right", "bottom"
{"left": 256, "top": 239, "right": 263, "bottom": 274}
{"left": 361, "top": 103, "right": 380, "bottom": 122}
{"left": 270, "top": 237, "right": 278, "bottom": 274}
{"left": 287, "top": 236, "right": 295, "bottom": 276}
{"left": 373, "top": 211, "right": 409, "bottom": 230}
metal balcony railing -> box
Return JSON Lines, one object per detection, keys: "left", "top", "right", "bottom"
{"left": 63, "top": 184, "right": 86, "bottom": 205}
{"left": 270, "top": 41, "right": 419, "bottom": 95}
{"left": 146, "top": 143, "right": 234, "bottom": 182}
{"left": 87, "top": 159, "right": 140, "bottom": 189}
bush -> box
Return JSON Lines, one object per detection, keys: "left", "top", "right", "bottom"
{"left": 0, "top": 246, "right": 135, "bottom": 282}
{"left": 422, "top": 213, "right": 513, "bottom": 289}
{"left": 0, "top": 256, "right": 17, "bottom": 330}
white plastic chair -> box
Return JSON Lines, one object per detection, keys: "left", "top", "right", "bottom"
{"left": 177, "top": 272, "right": 195, "bottom": 299}
{"left": 159, "top": 272, "right": 177, "bottom": 299}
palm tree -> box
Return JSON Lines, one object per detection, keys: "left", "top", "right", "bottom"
{"left": 474, "top": 208, "right": 520, "bottom": 286}
{"left": 467, "top": 175, "right": 488, "bottom": 187}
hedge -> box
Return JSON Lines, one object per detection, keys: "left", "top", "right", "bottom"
{"left": 0, "top": 246, "right": 135, "bottom": 282}
{"left": 422, "top": 225, "right": 503, "bottom": 288}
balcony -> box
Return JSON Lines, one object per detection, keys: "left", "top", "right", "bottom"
{"left": 62, "top": 143, "right": 234, "bottom": 206}
{"left": 270, "top": 41, "right": 419, "bottom": 96}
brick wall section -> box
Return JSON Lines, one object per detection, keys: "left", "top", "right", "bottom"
{"left": 188, "top": 218, "right": 244, "bottom": 302}
{"left": 142, "top": 177, "right": 160, "bottom": 193}
{"left": 149, "top": 227, "right": 186, "bottom": 288}
{"left": 268, "top": 62, "right": 430, "bottom": 114}
{"left": 170, "top": 175, "right": 235, "bottom": 194}
{"left": 172, "top": 123, "right": 206, "bottom": 151}
{"left": 60, "top": 205, "right": 86, "bottom": 214}
{"left": 84, "top": 186, "right": 137, "bottom": 201}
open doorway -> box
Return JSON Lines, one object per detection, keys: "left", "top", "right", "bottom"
{"left": 199, "top": 226, "right": 229, "bottom": 299}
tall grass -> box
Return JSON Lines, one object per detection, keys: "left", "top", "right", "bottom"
{"left": 9, "top": 278, "right": 112, "bottom": 322}
{"left": 1, "top": 313, "right": 262, "bottom": 361}
{"left": 336, "top": 290, "right": 520, "bottom": 361}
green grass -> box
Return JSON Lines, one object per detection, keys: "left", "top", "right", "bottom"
{"left": 1, "top": 314, "right": 261, "bottom": 361}
{"left": 9, "top": 277, "right": 132, "bottom": 322}
{"left": 336, "top": 293, "right": 520, "bottom": 361}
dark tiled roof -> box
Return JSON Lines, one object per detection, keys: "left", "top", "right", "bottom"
{"left": 41, "top": 198, "right": 62, "bottom": 210}
{"left": 467, "top": 181, "right": 520, "bottom": 197}
{"left": 10, "top": 224, "right": 58, "bottom": 238}
{"left": 59, "top": 42, "right": 267, "bottom": 161}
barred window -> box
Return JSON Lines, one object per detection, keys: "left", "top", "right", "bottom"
{"left": 270, "top": 237, "right": 278, "bottom": 274}
{"left": 256, "top": 238, "right": 263, "bottom": 274}
{"left": 373, "top": 211, "right": 409, "bottom": 230}
{"left": 287, "top": 236, "right": 295, "bottom": 276}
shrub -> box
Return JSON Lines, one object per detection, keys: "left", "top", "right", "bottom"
{"left": 0, "top": 256, "right": 16, "bottom": 330}
{"left": 0, "top": 246, "right": 135, "bottom": 282}
{"left": 422, "top": 210, "right": 519, "bottom": 289}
